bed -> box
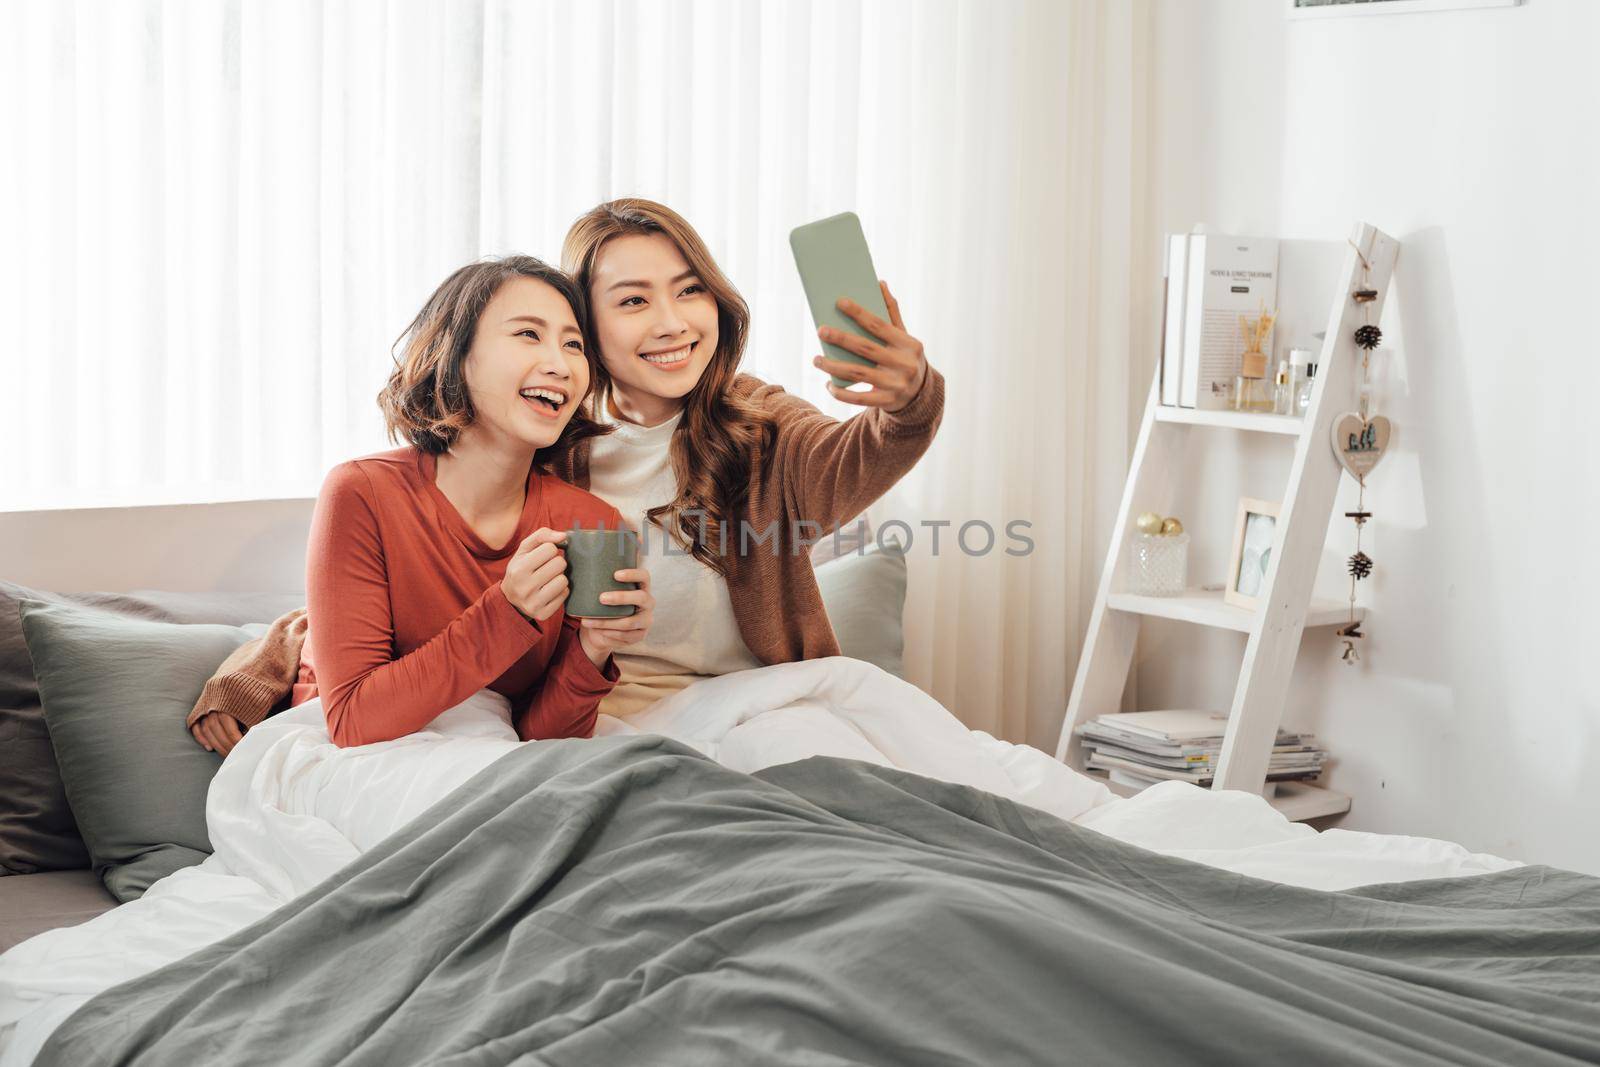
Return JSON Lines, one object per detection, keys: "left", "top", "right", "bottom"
{"left": 2, "top": 562, "right": 1597, "bottom": 1065}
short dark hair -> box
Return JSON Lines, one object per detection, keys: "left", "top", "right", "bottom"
{"left": 376, "top": 255, "right": 603, "bottom": 465}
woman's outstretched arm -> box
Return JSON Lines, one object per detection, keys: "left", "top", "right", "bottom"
{"left": 757, "top": 283, "right": 945, "bottom": 533}
{"left": 754, "top": 368, "right": 945, "bottom": 536}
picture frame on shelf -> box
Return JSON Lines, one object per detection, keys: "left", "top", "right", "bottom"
{"left": 1225, "top": 497, "right": 1280, "bottom": 610}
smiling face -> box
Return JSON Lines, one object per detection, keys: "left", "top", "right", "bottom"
{"left": 461, "top": 275, "right": 591, "bottom": 449}
{"left": 588, "top": 232, "right": 720, "bottom": 423}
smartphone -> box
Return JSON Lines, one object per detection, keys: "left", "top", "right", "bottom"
{"left": 790, "top": 211, "right": 891, "bottom": 389}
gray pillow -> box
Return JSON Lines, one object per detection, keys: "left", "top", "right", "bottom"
{"left": 18, "top": 597, "right": 269, "bottom": 902}
{"left": 814, "top": 542, "right": 908, "bottom": 678}
{"left": 0, "top": 580, "right": 303, "bottom": 876}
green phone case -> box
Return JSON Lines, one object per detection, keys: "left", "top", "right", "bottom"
{"left": 789, "top": 212, "right": 891, "bottom": 389}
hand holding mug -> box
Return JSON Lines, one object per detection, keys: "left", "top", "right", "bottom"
{"left": 565, "top": 522, "right": 653, "bottom": 667}
{"left": 576, "top": 565, "right": 654, "bottom": 666}
{"left": 501, "top": 527, "right": 570, "bottom": 623}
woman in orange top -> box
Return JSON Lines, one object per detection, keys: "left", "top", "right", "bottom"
{"left": 293, "top": 256, "right": 655, "bottom": 748}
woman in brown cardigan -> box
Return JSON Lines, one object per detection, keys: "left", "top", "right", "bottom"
{"left": 554, "top": 199, "right": 944, "bottom": 719}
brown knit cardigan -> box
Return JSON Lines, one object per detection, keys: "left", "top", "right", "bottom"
{"left": 549, "top": 368, "right": 946, "bottom": 665}
{"left": 186, "top": 606, "right": 309, "bottom": 730}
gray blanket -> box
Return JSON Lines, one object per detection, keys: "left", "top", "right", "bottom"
{"left": 35, "top": 735, "right": 1600, "bottom": 1066}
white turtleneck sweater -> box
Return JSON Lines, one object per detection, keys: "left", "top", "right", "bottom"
{"left": 584, "top": 402, "right": 763, "bottom": 719}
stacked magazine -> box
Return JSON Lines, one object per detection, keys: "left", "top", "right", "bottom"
{"left": 1078, "top": 710, "right": 1326, "bottom": 792}
{"left": 1159, "top": 232, "right": 1280, "bottom": 410}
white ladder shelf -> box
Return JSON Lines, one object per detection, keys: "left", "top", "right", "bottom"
{"left": 1054, "top": 221, "right": 1400, "bottom": 822}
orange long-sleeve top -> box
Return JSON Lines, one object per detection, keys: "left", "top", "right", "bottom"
{"left": 297, "top": 445, "right": 622, "bottom": 748}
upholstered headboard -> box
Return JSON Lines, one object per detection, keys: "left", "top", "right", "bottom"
{"left": 0, "top": 498, "right": 316, "bottom": 595}
{"left": 0, "top": 494, "right": 873, "bottom": 596}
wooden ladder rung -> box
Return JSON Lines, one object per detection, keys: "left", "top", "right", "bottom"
{"left": 1153, "top": 407, "right": 1306, "bottom": 435}
{"left": 1266, "top": 782, "right": 1352, "bottom": 821}
{"left": 1106, "top": 590, "right": 1362, "bottom": 633}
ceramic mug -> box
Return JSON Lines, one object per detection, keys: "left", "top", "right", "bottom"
{"left": 563, "top": 526, "right": 639, "bottom": 618}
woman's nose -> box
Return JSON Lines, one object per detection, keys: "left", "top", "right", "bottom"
{"left": 653, "top": 305, "right": 688, "bottom": 337}
{"left": 534, "top": 343, "right": 571, "bottom": 377}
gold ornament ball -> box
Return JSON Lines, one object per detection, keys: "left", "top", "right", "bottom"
{"left": 1160, "top": 517, "right": 1184, "bottom": 537}
{"left": 1135, "top": 512, "right": 1164, "bottom": 536}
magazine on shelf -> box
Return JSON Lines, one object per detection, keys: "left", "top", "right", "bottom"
{"left": 1079, "top": 709, "right": 1327, "bottom": 789}
{"left": 1087, "top": 752, "right": 1322, "bottom": 786}
{"left": 1178, "top": 234, "right": 1279, "bottom": 410}
{"left": 1106, "top": 768, "right": 1282, "bottom": 799}
{"left": 1089, "top": 709, "right": 1232, "bottom": 742}
{"left": 1084, "top": 739, "right": 1322, "bottom": 773}
{"left": 1159, "top": 234, "right": 1189, "bottom": 407}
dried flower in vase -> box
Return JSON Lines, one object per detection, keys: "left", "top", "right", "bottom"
{"left": 1237, "top": 306, "right": 1278, "bottom": 358}
{"left": 1231, "top": 305, "right": 1279, "bottom": 414}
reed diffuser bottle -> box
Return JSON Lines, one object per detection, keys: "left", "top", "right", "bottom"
{"left": 1232, "top": 308, "right": 1277, "bottom": 414}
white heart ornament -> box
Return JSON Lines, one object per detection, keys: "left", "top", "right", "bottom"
{"left": 1330, "top": 413, "right": 1393, "bottom": 482}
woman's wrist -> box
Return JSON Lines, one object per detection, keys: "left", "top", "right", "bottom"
{"left": 501, "top": 582, "right": 539, "bottom": 627}
{"left": 889, "top": 359, "right": 930, "bottom": 413}
{"left": 577, "top": 626, "right": 610, "bottom": 669}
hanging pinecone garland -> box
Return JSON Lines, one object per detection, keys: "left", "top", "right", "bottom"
{"left": 1337, "top": 236, "right": 1391, "bottom": 666}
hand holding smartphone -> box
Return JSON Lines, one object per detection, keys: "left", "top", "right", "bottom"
{"left": 789, "top": 212, "right": 894, "bottom": 389}
{"left": 790, "top": 211, "right": 932, "bottom": 410}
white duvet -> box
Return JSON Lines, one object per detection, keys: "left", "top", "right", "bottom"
{"left": 0, "top": 658, "right": 1520, "bottom": 1064}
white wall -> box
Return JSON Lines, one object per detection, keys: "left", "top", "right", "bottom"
{"left": 1140, "top": 0, "right": 1600, "bottom": 873}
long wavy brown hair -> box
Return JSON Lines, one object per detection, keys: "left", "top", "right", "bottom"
{"left": 376, "top": 255, "right": 605, "bottom": 468}
{"left": 562, "top": 199, "right": 775, "bottom": 575}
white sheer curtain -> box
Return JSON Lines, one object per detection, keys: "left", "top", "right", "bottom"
{"left": 1, "top": 0, "right": 1152, "bottom": 746}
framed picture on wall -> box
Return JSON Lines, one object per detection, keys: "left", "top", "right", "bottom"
{"left": 1287, "top": 0, "right": 1519, "bottom": 17}
{"left": 1225, "top": 498, "right": 1280, "bottom": 610}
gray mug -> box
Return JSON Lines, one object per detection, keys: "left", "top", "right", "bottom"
{"left": 563, "top": 526, "right": 639, "bottom": 618}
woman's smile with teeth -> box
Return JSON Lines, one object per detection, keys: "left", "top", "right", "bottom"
{"left": 519, "top": 386, "right": 567, "bottom": 416}
{"left": 640, "top": 342, "right": 694, "bottom": 366}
